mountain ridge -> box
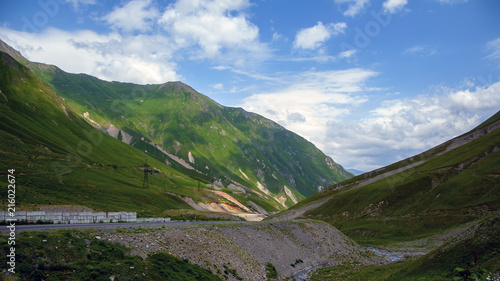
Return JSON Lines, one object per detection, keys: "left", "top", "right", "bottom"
{"left": 269, "top": 108, "right": 500, "bottom": 242}
{"left": 0, "top": 39, "right": 352, "bottom": 218}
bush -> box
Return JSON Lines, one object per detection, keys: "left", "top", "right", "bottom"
{"left": 266, "top": 262, "right": 278, "bottom": 280}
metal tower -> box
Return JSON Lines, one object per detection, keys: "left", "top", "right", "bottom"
{"left": 142, "top": 160, "right": 153, "bottom": 189}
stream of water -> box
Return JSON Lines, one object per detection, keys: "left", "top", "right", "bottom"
{"left": 293, "top": 247, "right": 404, "bottom": 280}
{"left": 294, "top": 263, "right": 335, "bottom": 281}
{"left": 366, "top": 247, "right": 405, "bottom": 263}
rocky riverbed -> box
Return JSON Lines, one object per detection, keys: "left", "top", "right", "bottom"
{"left": 92, "top": 220, "right": 383, "bottom": 280}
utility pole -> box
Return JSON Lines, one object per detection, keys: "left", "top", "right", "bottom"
{"left": 142, "top": 159, "right": 153, "bottom": 189}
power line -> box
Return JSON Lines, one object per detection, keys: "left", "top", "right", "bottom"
{"left": 142, "top": 159, "right": 153, "bottom": 189}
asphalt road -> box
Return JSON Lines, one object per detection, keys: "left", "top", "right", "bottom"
{"left": 1, "top": 220, "right": 251, "bottom": 232}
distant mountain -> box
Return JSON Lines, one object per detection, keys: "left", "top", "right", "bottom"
{"left": 0, "top": 39, "right": 352, "bottom": 216}
{"left": 347, "top": 168, "right": 364, "bottom": 176}
{"left": 270, "top": 109, "right": 500, "bottom": 242}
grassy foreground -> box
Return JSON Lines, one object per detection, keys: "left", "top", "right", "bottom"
{"left": 0, "top": 230, "right": 221, "bottom": 281}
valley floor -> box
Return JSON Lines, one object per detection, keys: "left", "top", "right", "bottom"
{"left": 2, "top": 220, "right": 391, "bottom": 280}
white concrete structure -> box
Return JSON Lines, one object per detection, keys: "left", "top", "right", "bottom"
{"left": 0, "top": 211, "right": 169, "bottom": 224}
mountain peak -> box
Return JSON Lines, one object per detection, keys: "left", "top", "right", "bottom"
{"left": 0, "top": 41, "right": 354, "bottom": 216}
{"left": 0, "top": 39, "right": 28, "bottom": 65}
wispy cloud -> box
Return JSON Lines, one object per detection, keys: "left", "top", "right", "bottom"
{"left": 339, "top": 49, "right": 356, "bottom": 58}
{"left": 65, "top": 0, "right": 96, "bottom": 10}
{"left": 212, "top": 83, "right": 224, "bottom": 90}
{"left": 486, "top": 38, "right": 500, "bottom": 62}
{"left": 404, "top": 45, "right": 437, "bottom": 57}
{"left": 434, "top": 0, "right": 469, "bottom": 4}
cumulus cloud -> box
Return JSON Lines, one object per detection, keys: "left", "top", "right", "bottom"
{"left": 239, "top": 68, "right": 377, "bottom": 150}
{"left": 334, "top": 0, "right": 370, "bottom": 17}
{"left": 158, "top": 0, "right": 269, "bottom": 63}
{"left": 0, "top": 0, "right": 271, "bottom": 84}
{"left": 0, "top": 27, "right": 179, "bottom": 84}
{"left": 293, "top": 21, "right": 347, "bottom": 50}
{"left": 103, "top": 0, "right": 159, "bottom": 33}
{"left": 325, "top": 82, "right": 500, "bottom": 171}
{"left": 240, "top": 67, "right": 500, "bottom": 171}
{"left": 382, "top": 0, "right": 408, "bottom": 14}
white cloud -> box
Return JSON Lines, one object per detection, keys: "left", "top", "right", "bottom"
{"left": 158, "top": 0, "right": 269, "bottom": 63}
{"left": 404, "top": 45, "right": 437, "bottom": 56}
{"left": 325, "top": 82, "right": 500, "bottom": 171}
{"left": 486, "top": 38, "right": 500, "bottom": 62}
{"left": 293, "top": 21, "right": 347, "bottom": 50}
{"left": 272, "top": 32, "right": 284, "bottom": 42}
{"left": 65, "top": 0, "right": 96, "bottom": 10}
{"left": 339, "top": 49, "right": 357, "bottom": 58}
{"left": 334, "top": 0, "right": 370, "bottom": 17}
{"left": 103, "top": 0, "right": 159, "bottom": 33}
{"left": 434, "top": 0, "right": 469, "bottom": 4}
{"left": 212, "top": 83, "right": 224, "bottom": 90}
{"left": 239, "top": 68, "right": 377, "bottom": 151}
{"left": 382, "top": 0, "right": 408, "bottom": 14}
{"left": 240, "top": 66, "right": 500, "bottom": 171}
{"left": 0, "top": 27, "right": 179, "bottom": 84}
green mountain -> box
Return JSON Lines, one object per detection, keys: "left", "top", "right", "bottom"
{"left": 268, "top": 110, "right": 500, "bottom": 279}
{"left": 0, "top": 40, "right": 352, "bottom": 216}
{"left": 270, "top": 109, "right": 500, "bottom": 243}
{"left": 0, "top": 50, "right": 202, "bottom": 216}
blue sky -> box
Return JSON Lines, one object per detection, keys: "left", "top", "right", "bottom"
{"left": 1, "top": 0, "right": 500, "bottom": 171}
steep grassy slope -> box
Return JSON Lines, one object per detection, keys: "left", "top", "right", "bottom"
{"left": 387, "top": 211, "right": 500, "bottom": 280}
{"left": 271, "top": 110, "right": 500, "bottom": 244}
{"left": 0, "top": 50, "right": 264, "bottom": 217}
{"left": 0, "top": 40, "right": 352, "bottom": 208}
{"left": 39, "top": 72, "right": 350, "bottom": 203}
{"left": 309, "top": 212, "right": 500, "bottom": 280}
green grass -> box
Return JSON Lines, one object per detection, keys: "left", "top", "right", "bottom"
{"left": 293, "top": 117, "right": 500, "bottom": 244}
{"left": 284, "top": 112, "right": 500, "bottom": 280}
{"left": 310, "top": 262, "right": 405, "bottom": 281}
{"left": 310, "top": 213, "right": 500, "bottom": 281}
{"left": 265, "top": 262, "right": 279, "bottom": 280}
{"left": 0, "top": 230, "right": 222, "bottom": 281}
{"left": 0, "top": 44, "right": 355, "bottom": 213}
{"left": 162, "top": 209, "right": 244, "bottom": 221}
{"left": 386, "top": 213, "right": 500, "bottom": 281}
{"left": 0, "top": 51, "right": 222, "bottom": 216}
{"left": 24, "top": 54, "right": 352, "bottom": 201}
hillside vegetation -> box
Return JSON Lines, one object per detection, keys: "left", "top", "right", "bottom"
{"left": 0, "top": 51, "right": 207, "bottom": 216}
{"left": 0, "top": 39, "right": 352, "bottom": 215}
{"left": 272, "top": 110, "right": 500, "bottom": 244}
{"left": 267, "top": 109, "right": 500, "bottom": 279}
